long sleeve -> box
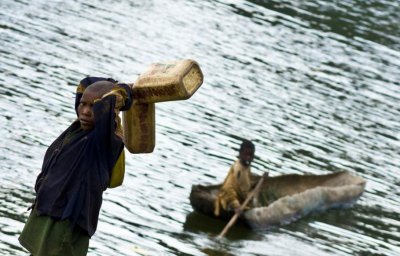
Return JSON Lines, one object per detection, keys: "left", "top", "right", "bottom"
{"left": 91, "top": 84, "right": 132, "bottom": 182}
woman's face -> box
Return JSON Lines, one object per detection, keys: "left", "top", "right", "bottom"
{"left": 77, "top": 89, "right": 98, "bottom": 130}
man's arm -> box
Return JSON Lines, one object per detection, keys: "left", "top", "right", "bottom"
{"left": 219, "top": 166, "right": 242, "bottom": 210}
{"left": 91, "top": 83, "right": 132, "bottom": 178}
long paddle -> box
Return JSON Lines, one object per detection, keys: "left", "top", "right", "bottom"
{"left": 217, "top": 173, "right": 267, "bottom": 238}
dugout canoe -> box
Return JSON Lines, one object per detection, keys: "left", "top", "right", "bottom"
{"left": 189, "top": 171, "right": 366, "bottom": 229}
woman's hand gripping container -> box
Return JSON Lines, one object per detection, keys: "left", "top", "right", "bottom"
{"left": 122, "top": 59, "right": 203, "bottom": 153}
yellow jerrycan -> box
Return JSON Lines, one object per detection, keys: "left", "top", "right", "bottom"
{"left": 123, "top": 59, "right": 203, "bottom": 153}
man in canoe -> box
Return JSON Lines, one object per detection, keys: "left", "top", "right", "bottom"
{"left": 19, "top": 77, "right": 132, "bottom": 255}
{"left": 214, "top": 140, "right": 256, "bottom": 216}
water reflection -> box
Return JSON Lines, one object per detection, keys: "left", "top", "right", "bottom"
{"left": 247, "top": 0, "right": 400, "bottom": 51}
{"left": 1, "top": 0, "right": 400, "bottom": 255}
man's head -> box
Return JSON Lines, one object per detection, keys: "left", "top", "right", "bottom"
{"left": 77, "top": 81, "right": 115, "bottom": 130}
{"left": 238, "top": 140, "right": 255, "bottom": 166}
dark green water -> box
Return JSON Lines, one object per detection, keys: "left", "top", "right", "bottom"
{"left": 1, "top": 0, "right": 399, "bottom": 255}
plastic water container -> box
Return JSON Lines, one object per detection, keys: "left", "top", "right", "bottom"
{"left": 123, "top": 59, "right": 203, "bottom": 153}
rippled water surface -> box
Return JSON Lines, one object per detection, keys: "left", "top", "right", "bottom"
{"left": 1, "top": 0, "right": 399, "bottom": 255}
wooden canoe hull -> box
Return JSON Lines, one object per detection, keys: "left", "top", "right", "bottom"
{"left": 189, "top": 171, "right": 366, "bottom": 229}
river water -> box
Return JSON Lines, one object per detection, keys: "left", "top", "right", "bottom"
{"left": 1, "top": 0, "right": 399, "bottom": 255}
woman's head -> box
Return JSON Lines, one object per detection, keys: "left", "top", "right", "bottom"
{"left": 77, "top": 81, "right": 115, "bottom": 130}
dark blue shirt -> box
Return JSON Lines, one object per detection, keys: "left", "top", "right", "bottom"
{"left": 34, "top": 77, "right": 132, "bottom": 236}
